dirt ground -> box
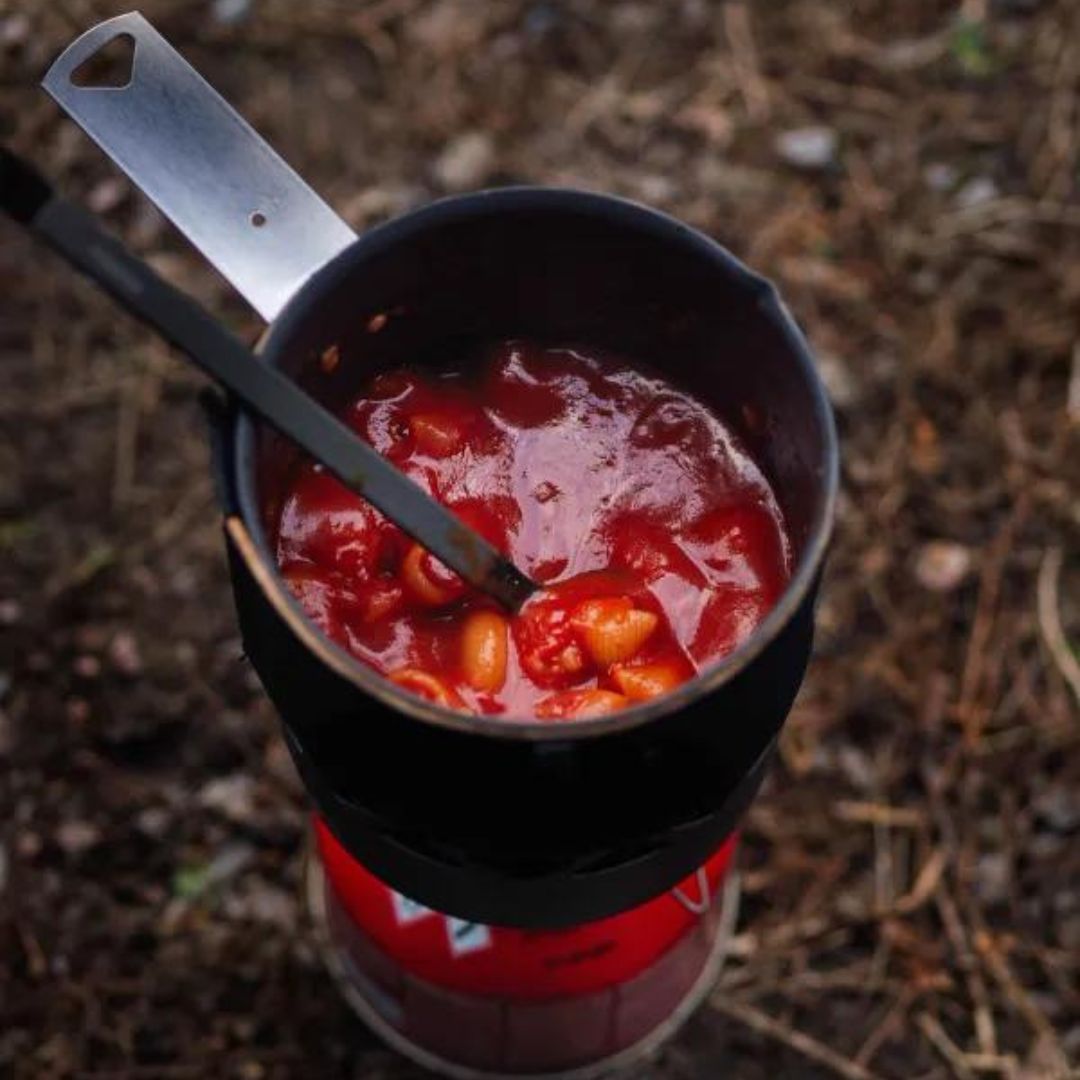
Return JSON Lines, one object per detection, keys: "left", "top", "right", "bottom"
{"left": 1, "top": 1, "right": 1078, "bottom": 1077}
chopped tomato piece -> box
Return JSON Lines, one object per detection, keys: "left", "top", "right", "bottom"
{"left": 514, "top": 598, "right": 588, "bottom": 686}
{"left": 276, "top": 465, "right": 392, "bottom": 580}
{"left": 356, "top": 578, "right": 404, "bottom": 623}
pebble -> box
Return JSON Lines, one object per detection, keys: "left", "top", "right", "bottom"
{"left": 955, "top": 176, "right": 999, "bottom": 209}
{"left": 634, "top": 174, "right": 677, "bottom": 205}
{"left": 0, "top": 14, "right": 30, "bottom": 47}
{"left": 198, "top": 774, "right": 258, "bottom": 826}
{"left": 136, "top": 806, "right": 171, "bottom": 838}
{"left": 816, "top": 354, "right": 858, "bottom": 408}
{"left": 56, "top": 821, "right": 102, "bottom": 854}
{"left": 974, "top": 851, "right": 1011, "bottom": 903}
{"left": 0, "top": 599, "right": 21, "bottom": 625}
{"left": 108, "top": 631, "right": 142, "bottom": 677}
{"left": 434, "top": 132, "right": 496, "bottom": 191}
{"left": 775, "top": 126, "right": 838, "bottom": 170}
{"left": 73, "top": 655, "right": 101, "bottom": 679}
{"left": 86, "top": 177, "right": 128, "bottom": 215}
{"left": 914, "top": 540, "right": 973, "bottom": 592}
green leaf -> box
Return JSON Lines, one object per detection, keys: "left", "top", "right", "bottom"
{"left": 951, "top": 19, "right": 996, "bottom": 78}
{"left": 172, "top": 864, "right": 211, "bottom": 900}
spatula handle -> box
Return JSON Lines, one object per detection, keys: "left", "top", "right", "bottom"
{"left": 43, "top": 12, "right": 356, "bottom": 321}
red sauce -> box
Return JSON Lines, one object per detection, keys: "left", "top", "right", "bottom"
{"left": 271, "top": 341, "right": 790, "bottom": 719}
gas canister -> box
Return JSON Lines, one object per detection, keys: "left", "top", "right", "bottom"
{"left": 310, "top": 819, "right": 740, "bottom": 1077}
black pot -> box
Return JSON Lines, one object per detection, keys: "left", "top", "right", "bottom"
{"left": 215, "top": 189, "right": 837, "bottom": 928}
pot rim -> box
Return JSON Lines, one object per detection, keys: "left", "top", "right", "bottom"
{"left": 233, "top": 186, "right": 839, "bottom": 742}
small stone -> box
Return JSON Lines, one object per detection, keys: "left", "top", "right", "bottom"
{"left": 434, "top": 132, "right": 496, "bottom": 191}
{"left": 955, "top": 176, "right": 999, "bottom": 209}
{"left": 923, "top": 162, "right": 959, "bottom": 192}
{"left": 0, "top": 599, "right": 21, "bottom": 625}
{"left": 0, "top": 14, "right": 30, "bottom": 46}
{"left": 107, "top": 631, "right": 142, "bottom": 677}
{"left": 410, "top": 0, "right": 484, "bottom": 56}
{"left": 775, "top": 126, "right": 837, "bottom": 170}
{"left": 73, "top": 654, "right": 101, "bottom": 679}
{"left": 974, "top": 852, "right": 1011, "bottom": 903}
{"left": 915, "top": 541, "right": 973, "bottom": 592}
{"left": 634, "top": 174, "right": 677, "bottom": 204}
{"left": 0, "top": 671, "right": 9, "bottom": 702}
{"left": 198, "top": 774, "right": 257, "bottom": 825}
{"left": 136, "top": 807, "right": 171, "bottom": 838}
{"left": 816, "top": 354, "right": 858, "bottom": 408}
{"left": 87, "top": 177, "right": 128, "bottom": 215}
{"left": 56, "top": 821, "right": 101, "bottom": 854}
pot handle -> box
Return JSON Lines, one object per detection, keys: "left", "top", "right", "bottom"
{"left": 43, "top": 12, "right": 356, "bottom": 322}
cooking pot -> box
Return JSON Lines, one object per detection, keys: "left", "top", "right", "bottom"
{"left": 45, "top": 13, "right": 838, "bottom": 928}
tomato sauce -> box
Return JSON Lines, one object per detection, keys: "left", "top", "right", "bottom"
{"left": 271, "top": 341, "right": 790, "bottom": 719}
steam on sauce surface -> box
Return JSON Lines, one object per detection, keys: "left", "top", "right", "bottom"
{"left": 271, "top": 340, "right": 790, "bottom": 719}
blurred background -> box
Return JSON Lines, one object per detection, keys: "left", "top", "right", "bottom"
{"left": 1, "top": 1, "right": 1078, "bottom": 1077}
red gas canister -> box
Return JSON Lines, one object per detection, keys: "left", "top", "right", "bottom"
{"left": 310, "top": 818, "right": 739, "bottom": 1077}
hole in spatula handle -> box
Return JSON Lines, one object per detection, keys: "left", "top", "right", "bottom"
{"left": 71, "top": 33, "right": 135, "bottom": 89}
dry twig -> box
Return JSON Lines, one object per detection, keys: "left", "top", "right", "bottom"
{"left": 1037, "top": 546, "right": 1080, "bottom": 708}
{"left": 710, "top": 997, "right": 886, "bottom": 1080}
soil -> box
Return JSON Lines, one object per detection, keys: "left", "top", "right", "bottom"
{"left": 1, "top": 2, "right": 1078, "bottom": 1078}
